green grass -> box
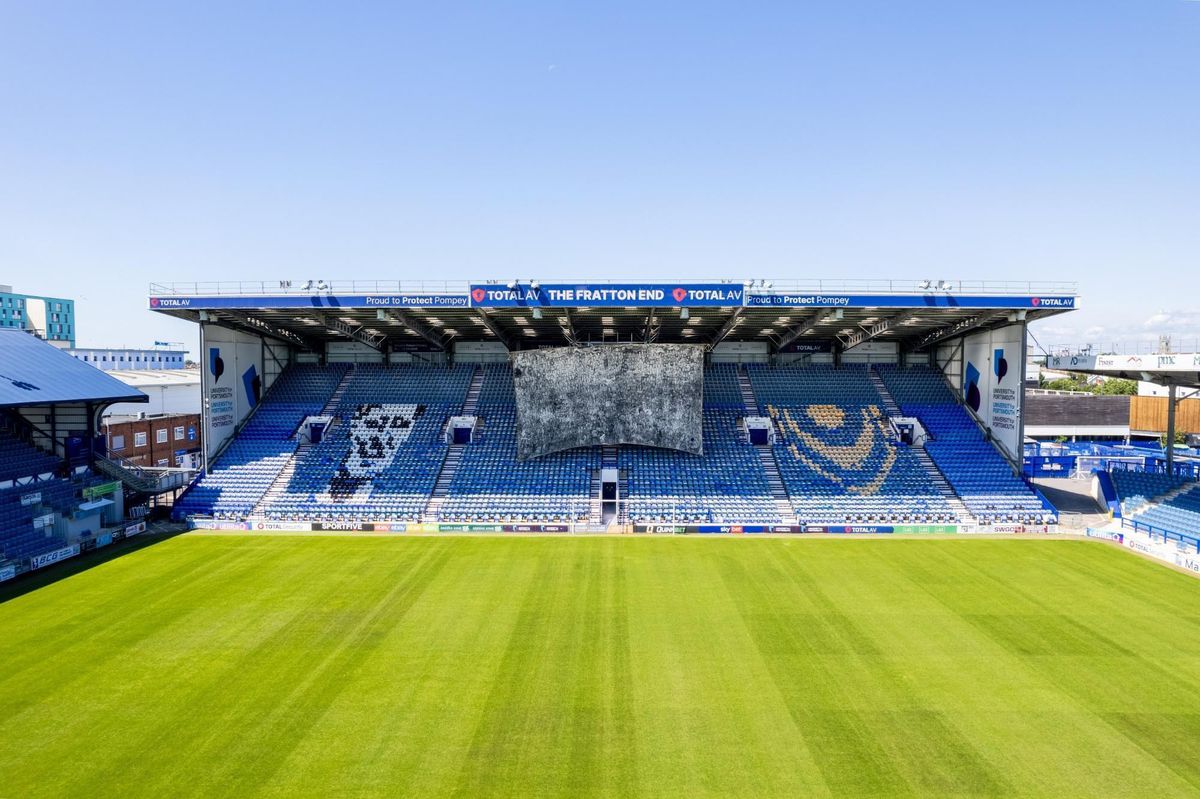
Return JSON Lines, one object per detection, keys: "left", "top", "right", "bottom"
{"left": 3, "top": 535, "right": 1200, "bottom": 798}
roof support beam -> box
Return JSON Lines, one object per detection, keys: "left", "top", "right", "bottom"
{"left": 912, "top": 312, "right": 1007, "bottom": 350}
{"left": 776, "top": 310, "right": 841, "bottom": 352}
{"left": 840, "top": 309, "right": 923, "bottom": 350}
{"left": 473, "top": 309, "right": 512, "bottom": 349}
{"left": 643, "top": 308, "right": 659, "bottom": 344}
{"left": 706, "top": 306, "right": 745, "bottom": 351}
{"left": 562, "top": 307, "right": 580, "bottom": 346}
{"left": 214, "top": 311, "right": 317, "bottom": 351}
{"left": 380, "top": 310, "right": 448, "bottom": 351}
{"left": 322, "top": 315, "right": 385, "bottom": 351}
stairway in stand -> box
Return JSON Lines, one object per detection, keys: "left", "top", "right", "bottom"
{"left": 460, "top": 366, "right": 484, "bottom": 416}
{"left": 423, "top": 366, "right": 485, "bottom": 522}
{"left": 250, "top": 365, "right": 357, "bottom": 518}
{"left": 868, "top": 367, "right": 903, "bottom": 417}
{"left": 251, "top": 441, "right": 310, "bottom": 516}
{"left": 912, "top": 447, "right": 975, "bottom": 525}
{"left": 738, "top": 364, "right": 796, "bottom": 524}
{"left": 736, "top": 366, "right": 759, "bottom": 413}
{"left": 589, "top": 469, "right": 603, "bottom": 525}
{"left": 755, "top": 448, "right": 796, "bottom": 524}
{"left": 321, "top": 364, "right": 356, "bottom": 416}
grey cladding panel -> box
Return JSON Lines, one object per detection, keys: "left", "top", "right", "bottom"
{"left": 513, "top": 344, "right": 704, "bottom": 460}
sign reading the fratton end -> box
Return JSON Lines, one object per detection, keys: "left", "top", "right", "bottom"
{"left": 468, "top": 283, "right": 744, "bottom": 308}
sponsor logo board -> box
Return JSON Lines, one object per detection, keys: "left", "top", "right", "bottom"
{"left": 31, "top": 545, "right": 80, "bottom": 570}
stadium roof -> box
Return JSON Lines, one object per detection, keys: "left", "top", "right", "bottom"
{"left": 1046, "top": 353, "right": 1200, "bottom": 389}
{"left": 107, "top": 368, "right": 201, "bottom": 387}
{"left": 150, "top": 278, "right": 1078, "bottom": 352}
{"left": 0, "top": 330, "right": 149, "bottom": 408}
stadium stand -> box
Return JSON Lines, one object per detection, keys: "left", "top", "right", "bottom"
{"left": 0, "top": 428, "right": 62, "bottom": 482}
{"left": 1132, "top": 484, "right": 1200, "bottom": 538}
{"left": 262, "top": 364, "right": 472, "bottom": 522}
{"left": 877, "top": 365, "right": 1055, "bottom": 525}
{"left": 620, "top": 409, "right": 779, "bottom": 525}
{"left": 172, "top": 360, "right": 1065, "bottom": 528}
{"left": 439, "top": 365, "right": 597, "bottom": 522}
{"left": 1109, "top": 467, "right": 1189, "bottom": 515}
{"left": 748, "top": 364, "right": 956, "bottom": 524}
{"left": 173, "top": 365, "right": 350, "bottom": 519}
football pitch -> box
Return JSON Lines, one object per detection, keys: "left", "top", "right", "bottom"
{"left": 3, "top": 535, "right": 1200, "bottom": 798}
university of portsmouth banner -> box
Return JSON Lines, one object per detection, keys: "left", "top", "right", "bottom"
{"left": 150, "top": 294, "right": 468, "bottom": 310}
{"left": 746, "top": 293, "right": 1076, "bottom": 310}
{"left": 468, "top": 283, "right": 744, "bottom": 308}
{"left": 962, "top": 323, "right": 1023, "bottom": 463}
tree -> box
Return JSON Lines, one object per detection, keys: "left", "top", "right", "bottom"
{"left": 1097, "top": 378, "right": 1137, "bottom": 395}
{"left": 1160, "top": 431, "right": 1188, "bottom": 447}
{"left": 1044, "top": 377, "right": 1088, "bottom": 392}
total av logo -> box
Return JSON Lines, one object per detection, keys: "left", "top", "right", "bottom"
{"left": 471, "top": 288, "right": 486, "bottom": 303}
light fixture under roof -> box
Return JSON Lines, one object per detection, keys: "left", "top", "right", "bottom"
{"left": 531, "top": 308, "right": 543, "bottom": 320}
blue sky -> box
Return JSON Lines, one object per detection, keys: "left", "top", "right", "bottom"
{"left": 1, "top": 1, "right": 1197, "bottom": 356}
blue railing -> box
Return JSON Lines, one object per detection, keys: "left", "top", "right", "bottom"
{"left": 1122, "top": 517, "right": 1200, "bottom": 553}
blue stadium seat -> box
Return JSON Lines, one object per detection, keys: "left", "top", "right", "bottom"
{"left": 748, "top": 364, "right": 955, "bottom": 524}
{"left": 876, "top": 365, "right": 1055, "bottom": 524}
{"left": 262, "top": 364, "right": 473, "bottom": 522}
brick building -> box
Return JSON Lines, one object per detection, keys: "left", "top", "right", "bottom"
{"left": 104, "top": 413, "right": 202, "bottom": 468}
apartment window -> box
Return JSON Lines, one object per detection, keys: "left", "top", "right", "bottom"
{"left": 134, "top": 432, "right": 147, "bottom": 447}
{"left": 111, "top": 435, "right": 125, "bottom": 451}
{"left": 156, "top": 428, "right": 168, "bottom": 444}
{"left": 174, "top": 426, "right": 185, "bottom": 440}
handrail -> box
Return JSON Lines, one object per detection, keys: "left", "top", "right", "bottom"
{"left": 1123, "top": 517, "right": 1200, "bottom": 553}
